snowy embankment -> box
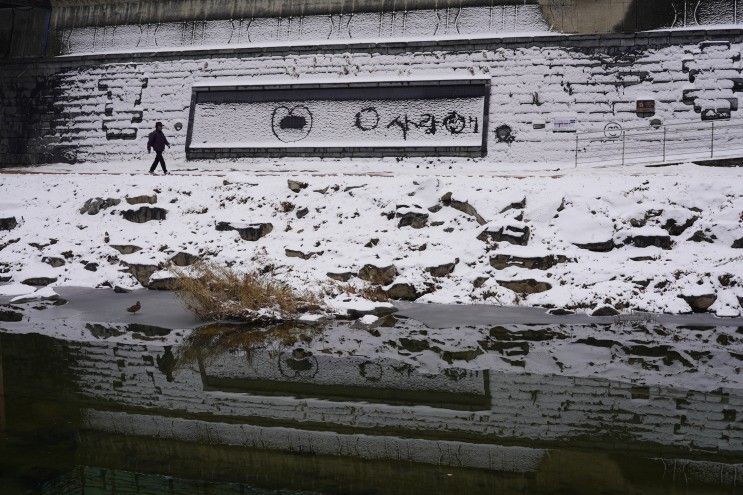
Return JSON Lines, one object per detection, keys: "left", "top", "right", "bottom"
{"left": 0, "top": 163, "right": 741, "bottom": 317}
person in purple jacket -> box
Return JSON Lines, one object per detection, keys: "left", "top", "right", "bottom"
{"left": 147, "top": 122, "right": 171, "bottom": 175}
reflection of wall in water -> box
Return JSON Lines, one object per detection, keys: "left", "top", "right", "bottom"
{"left": 1, "top": 334, "right": 736, "bottom": 456}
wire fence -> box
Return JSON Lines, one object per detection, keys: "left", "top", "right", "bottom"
{"left": 573, "top": 119, "right": 743, "bottom": 168}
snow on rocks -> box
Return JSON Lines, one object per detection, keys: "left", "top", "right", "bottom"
{"left": 215, "top": 221, "right": 273, "bottom": 241}
{"left": 0, "top": 164, "right": 740, "bottom": 315}
{"left": 122, "top": 206, "right": 167, "bottom": 223}
{"left": 0, "top": 217, "right": 18, "bottom": 230}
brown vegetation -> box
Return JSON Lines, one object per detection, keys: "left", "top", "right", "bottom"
{"left": 171, "top": 262, "right": 321, "bottom": 322}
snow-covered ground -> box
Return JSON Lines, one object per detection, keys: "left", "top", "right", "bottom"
{"left": 0, "top": 161, "right": 741, "bottom": 317}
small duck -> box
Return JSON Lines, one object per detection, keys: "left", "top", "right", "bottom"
{"left": 126, "top": 301, "right": 141, "bottom": 315}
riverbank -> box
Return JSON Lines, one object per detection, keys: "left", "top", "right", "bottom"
{"left": 0, "top": 161, "right": 741, "bottom": 316}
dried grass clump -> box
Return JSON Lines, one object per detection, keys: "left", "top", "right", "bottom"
{"left": 335, "top": 282, "right": 390, "bottom": 302}
{"left": 171, "top": 262, "right": 321, "bottom": 322}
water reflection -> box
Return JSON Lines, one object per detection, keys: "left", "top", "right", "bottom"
{"left": 0, "top": 324, "right": 741, "bottom": 494}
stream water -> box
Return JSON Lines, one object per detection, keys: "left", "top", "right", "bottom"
{"left": 0, "top": 317, "right": 741, "bottom": 494}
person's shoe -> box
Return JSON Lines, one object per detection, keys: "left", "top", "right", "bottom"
{"left": 163, "top": 171, "right": 168, "bottom": 175}
{"left": 149, "top": 171, "right": 155, "bottom": 175}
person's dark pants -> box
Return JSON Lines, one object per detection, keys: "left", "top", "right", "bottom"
{"left": 149, "top": 152, "right": 167, "bottom": 173}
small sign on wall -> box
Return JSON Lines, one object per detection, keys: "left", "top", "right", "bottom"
{"left": 636, "top": 99, "right": 655, "bottom": 116}
{"left": 552, "top": 114, "right": 577, "bottom": 133}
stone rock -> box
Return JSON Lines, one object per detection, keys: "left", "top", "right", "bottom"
{"left": 626, "top": 234, "right": 673, "bottom": 250}
{"left": 288, "top": 180, "right": 308, "bottom": 193}
{"left": 285, "top": 248, "right": 323, "bottom": 260}
{"left": 124, "top": 263, "right": 158, "bottom": 286}
{"left": 591, "top": 305, "right": 620, "bottom": 316}
{"left": 365, "top": 238, "right": 379, "bottom": 248}
{"left": 148, "top": 277, "right": 179, "bottom": 291}
{"left": 42, "top": 256, "right": 65, "bottom": 268}
{"left": 548, "top": 308, "right": 575, "bottom": 315}
{"left": 0, "top": 238, "right": 19, "bottom": 251}
{"left": 122, "top": 206, "right": 167, "bottom": 223}
{"left": 21, "top": 277, "right": 57, "bottom": 287}
{"left": 662, "top": 216, "right": 698, "bottom": 236}
{"left": 688, "top": 230, "right": 715, "bottom": 243}
{"left": 490, "top": 254, "right": 567, "bottom": 270}
{"left": 170, "top": 251, "right": 199, "bottom": 266}
{"left": 680, "top": 294, "right": 717, "bottom": 313}
{"left": 216, "top": 222, "right": 273, "bottom": 241}
{"left": 478, "top": 224, "right": 530, "bottom": 246}
{"left": 110, "top": 244, "right": 142, "bottom": 255}
{"left": 385, "top": 283, "right": 420, "bottom": 301}
{"left": 0, "top": 307, "right": 23, "bottom": 322}
{"left": 126, "top": 194, "right": 157, "bottom": 205}
{"left": 397, "top": 211, "right": 428, "bottom": 229}
{"left": 733, "top": 237, "right": 743, "bottom": 248}
{"left": 426, "top": 260, "right": 458, "bottom": 277}
{"left": 346, "top": 305, "right": 398, "bottom": 319}
{"left": 438, "top": 347, "right": 484, "bottom": 364}
{"left": 113, "top": 285, "right": 132, "bottom": 293}
{"left": 499, "top": 198, "right": 526, "bottom": 214}
{"left": 398, "top": 338, "right": 429, "bottom": 353}
{"left": 296, "top": 208, "right": 309, "bottom": 219}
{"left": 573, "top": 240, "right": 615, "bottom": 252}
{"left": 473, "top": 276, "right": 488, "bottom": 288}
{"left": 327, "top": 272, "right": 354, "bottom": 282}
{"left": 0, "top": 217, "right": 18, "bottom": 230}
{"left": 358, "top": 264, "right": 398, "bottom": 286}
{"left": 441, "top": 192, "right": 487, "bottom": 225}
{"left": 79, "top": 198, "right": 120, "bottom": 215}
{"left": 497, "top": 279, "right": 551, "bottom": 294}
{"left": 84, "top": 262, "right": 98, "bottom": 272}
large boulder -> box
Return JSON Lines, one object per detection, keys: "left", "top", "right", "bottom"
{"left": 0, "top": 306, "right": 23, "bottom": 322}
{"left": 216, "top": 221, "right": 273, "bottom": 241}
{"left": 490, "top": 254, "right": 567, "bottom": 270}
{"left": 122, "top": 206, "right": 167, "bottom": 223}
{"left": 0, "top": 217, "right": 18, "bottom": 230}
{"left": 385, "top": 283, "right": 420, "bottom": 301}
{"left": 170, "top": 251, "right": 199, "bottom": 266}
{"left": 733, "top": 237, "right": 743, "bottom": 248}
{"left": 123, "top": 262, "right": 158, "bottom": 286}
{"left": 358, "top": 264, "right": 397, "bottom": 286}
{"left": 110, "top": 244, "right": 142, "bottom": 255}
{"left": 626, "top": 234, "right": 673, "bottom": 250}
{"left": 126, "top": 194, "right": 157, "bottom": 205}
{"left": 288, "top": 180, "right": 308, "bottom": 193}
{"left": 591, "top": 305, "right": 620, "bottom": 316}
{"left": 397, "top": 211, "right": 428, "bottom": 229}
{"left": 441, "top": 192, "right": 487, "bottom": 225}
{"left": 79, "top": 198, "right": 120, "bottom": 215}
{"left": 426, "top": 260, "right": 458, "bottom": 277}
{"left": 661, "top": 216, "right": 698, "bottom": 236}
{"left": 497, "top": 279, "right": 551, "bottom": 294}
{"left": 478, "top": 223, "right": 530, "bottom": 246}
{"left": 21, "top": 277, "right": 57, "bottom": 287}
{"left": 680, "top": 293, "right": 717, "bottom": 313}
{"left": 285, "top": 248, "right": 323, "bottom": 260}
{"left": 573, "top": 240, "right": 615, "bottom": 252}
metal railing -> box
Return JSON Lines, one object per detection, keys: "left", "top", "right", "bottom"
{"left": 573, "top": 119, "right": 743, "bottom": 168}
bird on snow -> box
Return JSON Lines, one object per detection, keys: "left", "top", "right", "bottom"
{"left": 127, "top": 301, "right": 141, "bottom": 315}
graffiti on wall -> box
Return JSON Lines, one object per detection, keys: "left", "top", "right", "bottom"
{"left": 187, "top": 80, "right": 488, "bottom": 156}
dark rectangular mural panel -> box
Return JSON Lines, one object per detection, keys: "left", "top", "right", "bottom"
{"left": 185, "top": 78, "right": 490, "bottom": 158}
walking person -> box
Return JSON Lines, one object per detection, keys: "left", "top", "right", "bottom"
{"left": 147, "top": 121, "right": 171, "bottom": 175}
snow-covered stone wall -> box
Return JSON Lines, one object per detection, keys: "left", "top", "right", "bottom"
{"left": 3, "top": 30, "right": 743, "bottom": 166}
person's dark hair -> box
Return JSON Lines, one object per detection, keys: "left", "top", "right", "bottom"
{"left": 155, "top": 121, "right": 163, "bottom": 128}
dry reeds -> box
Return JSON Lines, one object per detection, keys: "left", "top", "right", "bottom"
{"left": 171, "top": 262, "right": 321, "bottom": 322}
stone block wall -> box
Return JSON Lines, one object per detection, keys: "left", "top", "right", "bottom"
{"left": 2, "top": 29, "right": 743, "bottom": 166}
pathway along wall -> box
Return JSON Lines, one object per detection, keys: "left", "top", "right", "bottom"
{"left": 2, "top": 29, "right": 743, "bottom": 166}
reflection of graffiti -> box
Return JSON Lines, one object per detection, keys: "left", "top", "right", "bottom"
{"left": 354, "top": 107, "right": 380, "bottom": 131}
{"left": 271, "top": 105, "right": 313, "bottom": 142}
{"left": 278, "top": 348, "right": 319, "bottom": 378}
{"left": 384, "top": 111, "right": 478, "bottom": 140}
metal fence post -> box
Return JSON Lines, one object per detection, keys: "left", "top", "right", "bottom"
{"left": 711, "top": 121, "right": 715, "bottom": 158}
{"left": 621, "top": 130, "right": 626, "bottom": 166}
{"left": 574, "top": 134, "right": 579, "bottom": 168}
{"left": 662, "top": 126, "right": 667, "bottom": 162}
